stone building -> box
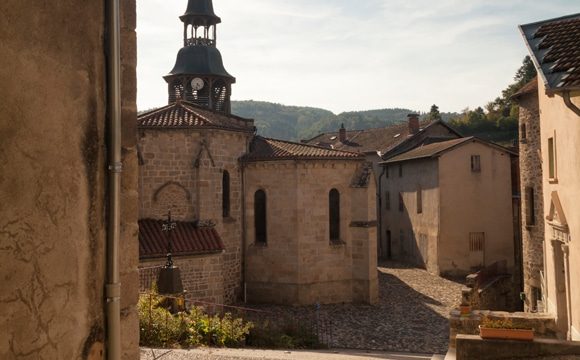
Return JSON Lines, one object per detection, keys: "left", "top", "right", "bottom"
{"left": 0, "top": 0, "right": 139, "bottom": 359}
{"left": 305, "top": 116, "right": 462, "bottom": 259}
{"left": 513, "top": 77, "right": 545, "bottom": 312}
{"left": 379, "top": 138, "right": 516, "bottom": 276}
{"left": 520, "top": 13, "right": 580, "bottom": 340}
{"left": 138, "top": 0, "right": 378, "bottom": 306}
{"left": 242, "top": 137, "right": 378, "bottom": 305}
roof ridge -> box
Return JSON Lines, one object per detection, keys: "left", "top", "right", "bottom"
{"left": 260, "top": 136, "right": 361, "bottom": 155}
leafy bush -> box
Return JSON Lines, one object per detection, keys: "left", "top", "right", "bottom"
{"left": 138, "top": 293, "right": 253, "bottom": 348}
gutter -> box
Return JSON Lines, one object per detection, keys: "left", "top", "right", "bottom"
{"left": 563, "top": 91, "right": 580, "bottom": 117}
{"left": 105, "top": 0, "right": 122, "bottom": 359}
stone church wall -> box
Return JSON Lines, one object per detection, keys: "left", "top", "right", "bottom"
{"left": 244, "top": 160, "right": 378, "bottom": 305}
{"left": 139, "top": 129, "right": 250, "bottom": 304}
{"left": 517, "top": 89, "right": 545, "bottom": 312}
{"left": 0, "top": 0, "right": 139, "bottom": 359}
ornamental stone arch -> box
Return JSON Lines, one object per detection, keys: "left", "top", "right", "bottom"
{"left": 152, "top": 181, "right": 194, "bottom": 220}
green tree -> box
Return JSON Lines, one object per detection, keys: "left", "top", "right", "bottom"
{"left": 428, "top": 104, "right": 442, "bottom": 121}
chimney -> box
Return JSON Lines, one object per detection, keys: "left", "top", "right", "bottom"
{"left": 408, "top": 114, "right": 420, "bottom": 135}
{"left": 339, "top": 123, "right": 346, "bottom": 142}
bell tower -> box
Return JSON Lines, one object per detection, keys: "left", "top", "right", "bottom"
{"left": 164, "top": 0, "right": 235, "bottom": 113}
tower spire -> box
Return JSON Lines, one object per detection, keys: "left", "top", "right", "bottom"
{"left": 164, "top": 0, "right": 235, "bottom": 114}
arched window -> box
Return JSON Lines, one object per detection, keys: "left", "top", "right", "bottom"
{"left": 222, "top": 170, "right": 230, "bottom": 218}
{"left": 329, "top": 189, "right": 340, "bottom": 242}
{"left": 254, "top": 190, "right": 267, "bottom": 244}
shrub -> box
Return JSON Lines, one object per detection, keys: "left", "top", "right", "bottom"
{"left": 138, "top": 293, "right": 253, "bottom": 348}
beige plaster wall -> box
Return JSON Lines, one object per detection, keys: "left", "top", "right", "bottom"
{"left": 244, "top": 160, "right": 378, "bottom": 305}
{"left": 382, "top": 159, "right": 440, "bottom": 273}
{"left": 439, "top": 141, "right": 515, "bottom": 276}
{"left": 0, "top": 0, "right": 139, "bottom": 359}
{"left": 139, "top": 129, "right": 250, "bottom": 304}
{"left": 538, "top": 86, "right": 580, "bottom": 339}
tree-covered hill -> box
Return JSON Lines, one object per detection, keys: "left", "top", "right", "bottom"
{"left": 231, "top": 101, "right": 458, "bottom": 141}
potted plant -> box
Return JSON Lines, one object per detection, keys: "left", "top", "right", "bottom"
{"left": 479, "top": 316, "right": 534, "bottom": 341}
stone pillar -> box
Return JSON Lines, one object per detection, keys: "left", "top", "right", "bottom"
{"left": 350, "top": 186, "right": 379, "bottom": 304}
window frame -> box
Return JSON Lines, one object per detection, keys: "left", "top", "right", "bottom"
{"left": 471, "top": 155, "right": 481, "bottom": 173}
{"left": 254, "top": 189, "right": 267, "bottom": 245}
{"left": 329, "top": 188, "right": 341, "bottom": 243}
{"left": 222, "top": 170, "right": 230, "bottom": 218}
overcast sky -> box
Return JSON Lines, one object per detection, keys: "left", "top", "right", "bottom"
{"left": 137, "top": 0, "right": 579, "bottom": 114}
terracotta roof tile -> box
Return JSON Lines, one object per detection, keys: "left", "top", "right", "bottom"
{"left": 139, "top": 219, "right": 225, "bottom": 259}
{"left": 242, "top": 136, "right": 363, "bottom": 162}
{"left": 512, "top": 77, "right": 539, "bottom": 99}
{"left": 520, "top": 14, "right": 580, "bottom": 90}
{"left": 382, "top": 137, "right": 516, "bottom": 164}
{"left": 138, "top": 101, "right": 254, "bottom": 132}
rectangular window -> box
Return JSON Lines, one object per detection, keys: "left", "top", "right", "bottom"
{"left": 398, "top": 193, "right": 404, "bottom": 212}
{"left": 417, "top": 188, "right": 423, "bottom": 214}
{"left": 471, "top": 155, "right": 481, "bottom": 173}
{"left": 398, "top": 163, "right": 403, "bottom": 177}
{"left": 385, "top": 191, "right": 391, "bottom": 211}
{"left": 548, "top": 136, "right": 556, "bottom": 180}
{"left": 520, "top": 123, "right": 527, "bottom": 141}
{"left": 469, "top": 232, "right": 485, "bottom": 268}
{"left": 525, "top": 186, "right": 535, "bottom": 226}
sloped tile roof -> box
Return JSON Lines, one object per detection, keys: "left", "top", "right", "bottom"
{"left": 520, "top": 14, "right": 580, "bottom": 90}
{"left": 304, "top": 120, "right": 460, "bottom": 156}
{"left": 242, "top": 136, "right": 363, "bottom": 162}
{"left": 512, "top": 76, "right": 539, "bottom": 100}
{"left": 382, "top": 137, "right": 473, "bottom": 164}
{"left": 138, "top": 100, "right": 254, "bottom": 132}
{"left": 139, "top": 219, "right": 225, "bottom": 259}
{"left": 382, "top": 137, "right": 517, "bottom": 164}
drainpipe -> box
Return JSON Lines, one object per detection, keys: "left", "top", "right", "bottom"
{"left": 377, "top": 163, "right": 387, "bottom": 259}
{"left": 563, "top": 91, "right": 580, "bottom": 117}
{"left": 106, "top": 0, "right": 122, "bottom": 359}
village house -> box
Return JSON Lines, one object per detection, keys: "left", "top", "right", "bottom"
{"left": 520, "top": 13, "right": 580, "bottom": 340}
{"left": 513, "top": 77, "right": 545, "bottom": 312}
{"left": 379, "top": 137, "right": 517, "bottom": 276}
{"left": 305, "top": 115, "right": 463, "bottom": 259}
{"left": 137, "top": 0, "right": 378, "bottom": 306}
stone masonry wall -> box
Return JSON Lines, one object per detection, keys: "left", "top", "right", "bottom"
{"left": 140, "top": 253, "right": 225, "bottom": 305}
{"left": 518, "top": 90, "right": 545, "bottom": 312}
{"left": 139, "top": 129, "right": 250, "bottom": 304}
{"left": 244, "top": 160, "right": 378, "bottom": 305}
{"left": 0, "top": 1, "right": 139, "bottom": 359}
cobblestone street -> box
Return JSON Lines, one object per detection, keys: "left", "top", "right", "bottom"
{"left": 247, "top": 261, "right": 463, "bottom": 355}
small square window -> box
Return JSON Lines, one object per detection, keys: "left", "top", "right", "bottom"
{"left": 471, "top": 155, "right": 481, "bottom": 173}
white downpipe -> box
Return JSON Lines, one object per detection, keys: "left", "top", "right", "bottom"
{"left": 106, "top": 0, "right": 122, "bottom": 358}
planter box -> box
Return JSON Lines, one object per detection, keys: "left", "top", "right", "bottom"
{"left": 479, "top": 325, "right": 534, "bottom": 341}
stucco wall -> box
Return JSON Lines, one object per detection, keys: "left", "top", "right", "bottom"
{"left": 244, "top": 160, "right": 378, "bottom": 305}
{"left": 139, "top": 129, "right": 251, "bottom": 304}
{"left": 517, "top": 89, "right": 545, "bottom": 312}
{"left": 0, "top": 0, "right": 139, "bottom": 359}
{"left": 439, "top": 141, "right": 515, "bottom": 276}
{"left": 538, "top": 85, "right": 580, "bottom": 339}
{"left": 382, "top": 159, "right": 440, "bottom": 273}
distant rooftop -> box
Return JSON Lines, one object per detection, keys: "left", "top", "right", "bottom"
{"left": 242, "top": 136, "right": 364, "bottom": 162}
{"left": 520, "top": 13, "right": 580, "bottom": 91}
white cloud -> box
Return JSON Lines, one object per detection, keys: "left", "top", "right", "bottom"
{"left": 137, "top": 0, "right": 579, "bottom": 113}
